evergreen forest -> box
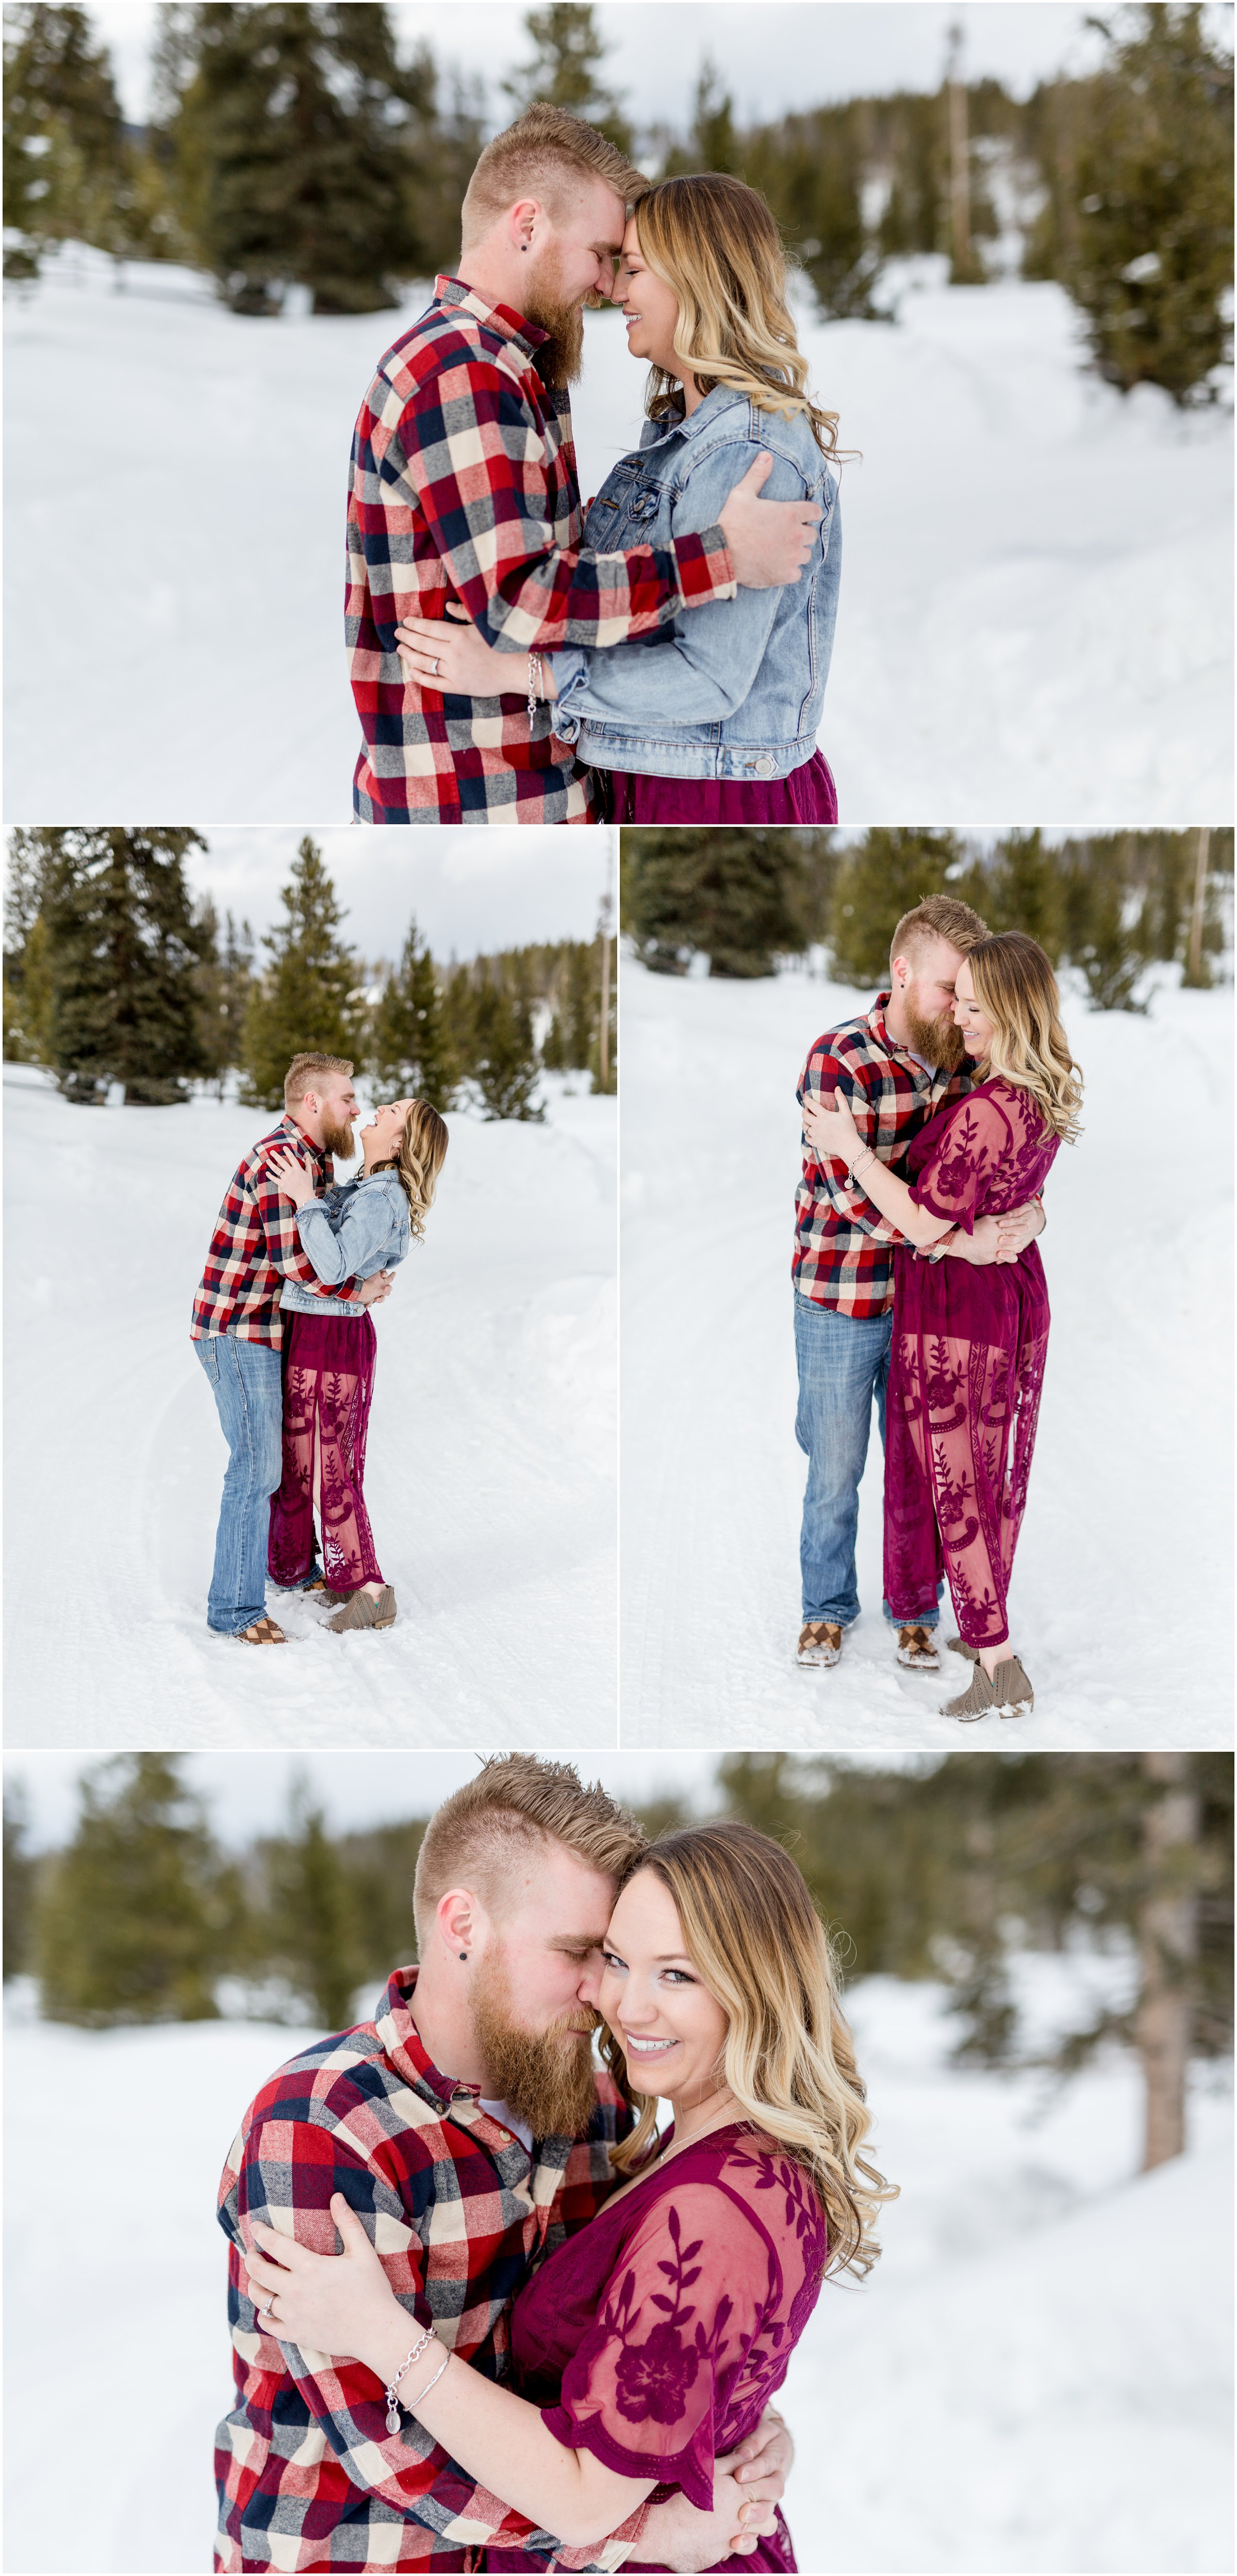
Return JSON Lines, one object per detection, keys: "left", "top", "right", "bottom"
{"left": 4, "top": 1750, "right": 1230, "bottom": 2179}
{"left": 2, "top": 829, "right": 616, "bottom": 1111}
{"left": 3, "top": 3, "right": 1231, "bottom": 403}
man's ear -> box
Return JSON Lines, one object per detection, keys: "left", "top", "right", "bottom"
{"left": 889, "top": 952, "right": 909, "bottom": 990}
{"left": 436, "top": 1884, "right": 487, "bottom": 1959}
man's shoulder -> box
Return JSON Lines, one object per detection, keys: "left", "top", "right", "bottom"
{"left": 230, "top": 2017, "right": 444, "bottom": 2163}
{"left": 373, "top": 301, "right": 529, "bottom": 408}
{"left": 805, "top": 1007, "right": 886, "bottom": 1072}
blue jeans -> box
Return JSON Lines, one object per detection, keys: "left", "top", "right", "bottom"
{"left": 194, "top": 1335, "right": 285, "bottom": 1634}
{"left": 793, "top": 1292, "right": 939, "bottom": 1631}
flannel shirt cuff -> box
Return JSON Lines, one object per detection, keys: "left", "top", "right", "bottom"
{"left": 671, "top": 525, "right": 736, "bottom": 607}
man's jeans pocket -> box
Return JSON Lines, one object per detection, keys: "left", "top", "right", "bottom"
{"left": 195, "top": 1339, "right": 220, "bottom": 1386}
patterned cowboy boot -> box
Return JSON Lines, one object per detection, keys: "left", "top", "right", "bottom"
{"left": 797, "top": 1621, "right": 843, "bottom": 1668}
{"left": 896, "top": 1624, "right": 941, "bottom": 1670}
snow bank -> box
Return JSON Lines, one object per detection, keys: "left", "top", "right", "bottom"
{"left": 2, "top": 1078, "right": 615, "bottom": 1744}
{"left": 4, "top": 251, "right": 1229, "bottom": 823}
{"left": 619, "top": 957, "right": 1233, "bottom": 1745}
{"left": 3, "top": 1979, "right": 1229, "bottom": 2574}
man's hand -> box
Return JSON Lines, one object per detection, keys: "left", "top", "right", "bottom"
{"left": 717, "top": 453, "right": 822, "bottom": 589}
{"left": 357, "top": 1269, "right": 394, "bottom": 1306}
{"left": 637, "top": 2469, "right": 777, "bottom": 2573}
{"left": 963, "top": 1200, "right": 1045, "bottom": 1266}
{"left": 636, "top": 2408, "right": 791, "bottom": 2570}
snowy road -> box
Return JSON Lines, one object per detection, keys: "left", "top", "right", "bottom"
{"left": 4, "top": 249, "right": 1230, "bottom": 825}
{"left": 4, "top": 1977, "right": 1229, "bottom": 2574}
{"left": 3, "top": 1074, "right": 616, "bottom": 1745}
{"left": 619, "top": 959, "right": 1233, "bottom": 1746}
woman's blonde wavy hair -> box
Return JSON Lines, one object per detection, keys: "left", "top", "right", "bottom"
{"left": 372, "top": 1099, "right": 450, "bottom": 1241}
{"left": 633, "top": 172, "right": 843, "bottom": 456}
{"left": 603, "top": 1820, "right": 896, "bottom": 2278}
{"left": 967, "top": 934, "right": 1084, "bottom": 1146}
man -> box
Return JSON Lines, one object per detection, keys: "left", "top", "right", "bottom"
{"left": 793, "top": 896, "right": 1046, "bottom": 1674}
{"left": 191, "top": 1054, "right": 392, "bottom": 1645}
{"left": 346, "top": 103, "right": 822, "bottom": 824}
{"left": 216, "top": 1756, "right": 792, "bottom": 2573}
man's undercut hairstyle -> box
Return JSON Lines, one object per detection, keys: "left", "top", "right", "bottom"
{"left": 890, "top": 895, "right": 989, "bottom": 972}
{"left": 284, "top": 1052, "right": 354, "bottom": 1111}
{"left": 413, "top": 1753, "right": 645, "bottom": 1947}
{"left": 460, "top": 103, "right": 647, "bottom": 250}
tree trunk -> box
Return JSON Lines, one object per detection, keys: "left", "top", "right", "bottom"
{"left": 1185, "top": 825, "right": 1210, "bottom": 985}
{"left": 946, "top": 28, "right": 972, "bottom": 282}
{"left": 1135, "top": 1751, "right": 1199, "bottom": 2172}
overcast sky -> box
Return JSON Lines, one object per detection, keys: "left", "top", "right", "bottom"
{"left": 186, "top": 828, "right": 615, "bottom": 964}
{"left": 3, "top": 1746, "right": 931, "bottom": 1852}
{"left": 89, "top": 1, "right": 1127, "bottom": 133}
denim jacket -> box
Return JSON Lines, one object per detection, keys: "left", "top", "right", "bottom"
{"left": 281, "top": 1171, "right": 410, "bottom": 1318}
{"left": 549, "top": 385, "right": 841, "bottom": 781}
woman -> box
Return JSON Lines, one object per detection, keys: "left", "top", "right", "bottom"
{"left": 394, "top": 175, "right": 843, "bottom": 824}
{"left": 242, "top": 1822, "right": 894, "bottom": 2571}
{"left": 266, "top": 1098, "right": 449, "bottom": 1635}
{"left": 804, "top": 934, "right": 1082, "bottom": 1721}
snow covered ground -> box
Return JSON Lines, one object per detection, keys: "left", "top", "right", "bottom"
{"left": 619, "top": 957, "right": 1233, "bottom": 1746}
{"left": 3, "top": 1974, "right": 1229, "bottom": 2575}
{"left": 2, "top": 1069, "right": 616, "bottom": 1745}
{"left": 4, "top": 247, "right": 1230, "bottom": 825}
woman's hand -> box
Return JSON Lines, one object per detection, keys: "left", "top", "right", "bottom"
{"left": 395, "top": 602, "right": 549, "bottom": 699}
{"left": 802, "top": 1086, "right": 864, "bottom": 1166}
{"left": 244, "top": 2195, "right": 410, "bottom": 2373}
{"left": 266, "top": 1148, "right": 318, "bottom": 1211}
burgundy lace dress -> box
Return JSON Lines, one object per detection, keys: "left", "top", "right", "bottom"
{"left": 884, "top": 1077, "right": 1060, "bottom": 1649}
{"left": 484, "top": 2124, "right": 829, "bottom": 2574}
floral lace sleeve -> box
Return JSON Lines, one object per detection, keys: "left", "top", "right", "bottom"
{"left": 540, "top": 2179, "right": 778, "bottom": 2513}
{"left": 906, "top": 1088, "right": 1014, "bottom": 1235}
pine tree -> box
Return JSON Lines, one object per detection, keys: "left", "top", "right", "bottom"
{"left": 623, "top": 829, "right": 814, "bottom": 978}
{"left": 31, "top": 826, "right": 211, "bottom": 1103}
{"left": 745, "top": 104, "right": 884, "bottom": 319}
{"left": 3, "top": 3, "right": 136, "bottom": 273}
{"left": 242, "top": 838, "right": 363, "bottom": 1110}
{"left": 369, "top": 917, "right": 456, "bottom": 1110}
{"left": 163, "top": 2, "right": 426, "bottom": 315}
{"left": 34, "top": 1754, "right": 241, "bottom": 2025}
{"left": 3, "top": 1783, "right": 37, "bottom": 1981}
{"left": 1059, "top": 836, "right": 1147, "bottom": 1012}
{"left": 826, "top": 829, "right": 970, "bottom": 987}
{"left": 256, "top": 1780, "right": 362, "bottom": 2030}
{"left": 663, "top": 59, "right": 741, "bottom": 178}
{"left": 1068, "top": 4, "right": 1233, "bottom": 404}
{"left": 468, "top": 973, "right": 543, "bottom": 1121}
{"left": 502, "top": 4, "right": 634, "bottom": 159}
{"left": 980, "top": 829, "right": 1066, "bottom": 961}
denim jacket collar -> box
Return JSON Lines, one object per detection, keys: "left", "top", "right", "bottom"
{"left": 641, "top": 381, "right": 750, "bottom": 451}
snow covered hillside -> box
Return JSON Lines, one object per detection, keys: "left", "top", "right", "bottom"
{"left": 2, "top": 1071, "right": 616, "bottom": 1745}
{"left": 3, "top": 1976, "right": 1229, "bottom": 2575}
{"left": 619, "top": 957, "right": 1233, "bottom": 1746}
{"left": 4, "top": 249, "right": 1230, "bottom": 824}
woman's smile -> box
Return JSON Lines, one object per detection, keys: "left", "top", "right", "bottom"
{"left": 619, "top": 2029, "right": 679, "bottom": 2059}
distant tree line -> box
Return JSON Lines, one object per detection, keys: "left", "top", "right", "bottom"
{"left": 3, "top": 3, "right": 1230, "bottom": 402}
{"left": 4, "top": 1748, "right": 1230, "bottom": 2175}
{"left": 2, "top": 829, "right": 616, "bottom": 1114}
{"left": 621, "top": 824, "right": 1233, "bottom": 1009}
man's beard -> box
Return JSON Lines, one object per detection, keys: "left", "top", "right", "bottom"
{"left": 471, "top": 1949, "right": 600, "bottom": 2139}
{"left": 521, "top": 255, "right": 586, "bottom": 387}
{"left": 319, "top": 1113, "right": 355, "bottom": 1160}
{"left": 902, "top": 994, "right": 965, "bottom": 1073}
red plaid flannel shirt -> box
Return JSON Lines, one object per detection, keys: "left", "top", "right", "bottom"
{"left": 216, "top": 1967, "right": 649, "bottom": 2573}
{"left": 345, "top": 276, "right": 737, "bottom": 825}
{"left": 794, "top": 994, "right": 971, "bottom": 1318}
{"left": 191, "top": 1115, "right": 358, "bottom": 1346}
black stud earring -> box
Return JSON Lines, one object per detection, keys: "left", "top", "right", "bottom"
{"left": 458, "top": 1950, "right": 467, "bottom": 1962}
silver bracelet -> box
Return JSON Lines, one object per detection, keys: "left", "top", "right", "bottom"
{"left": 850, "top": 1145, "right": 877, "bottom": 1181}
{"left": 526, "top": 652, "right": 542, "bottom": 721}
{"left": 405, "top": 2347, "right": 450, "bottom": 2409}
{"left": 385, "top": 2323, "right": 436, "bottom": 2433}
